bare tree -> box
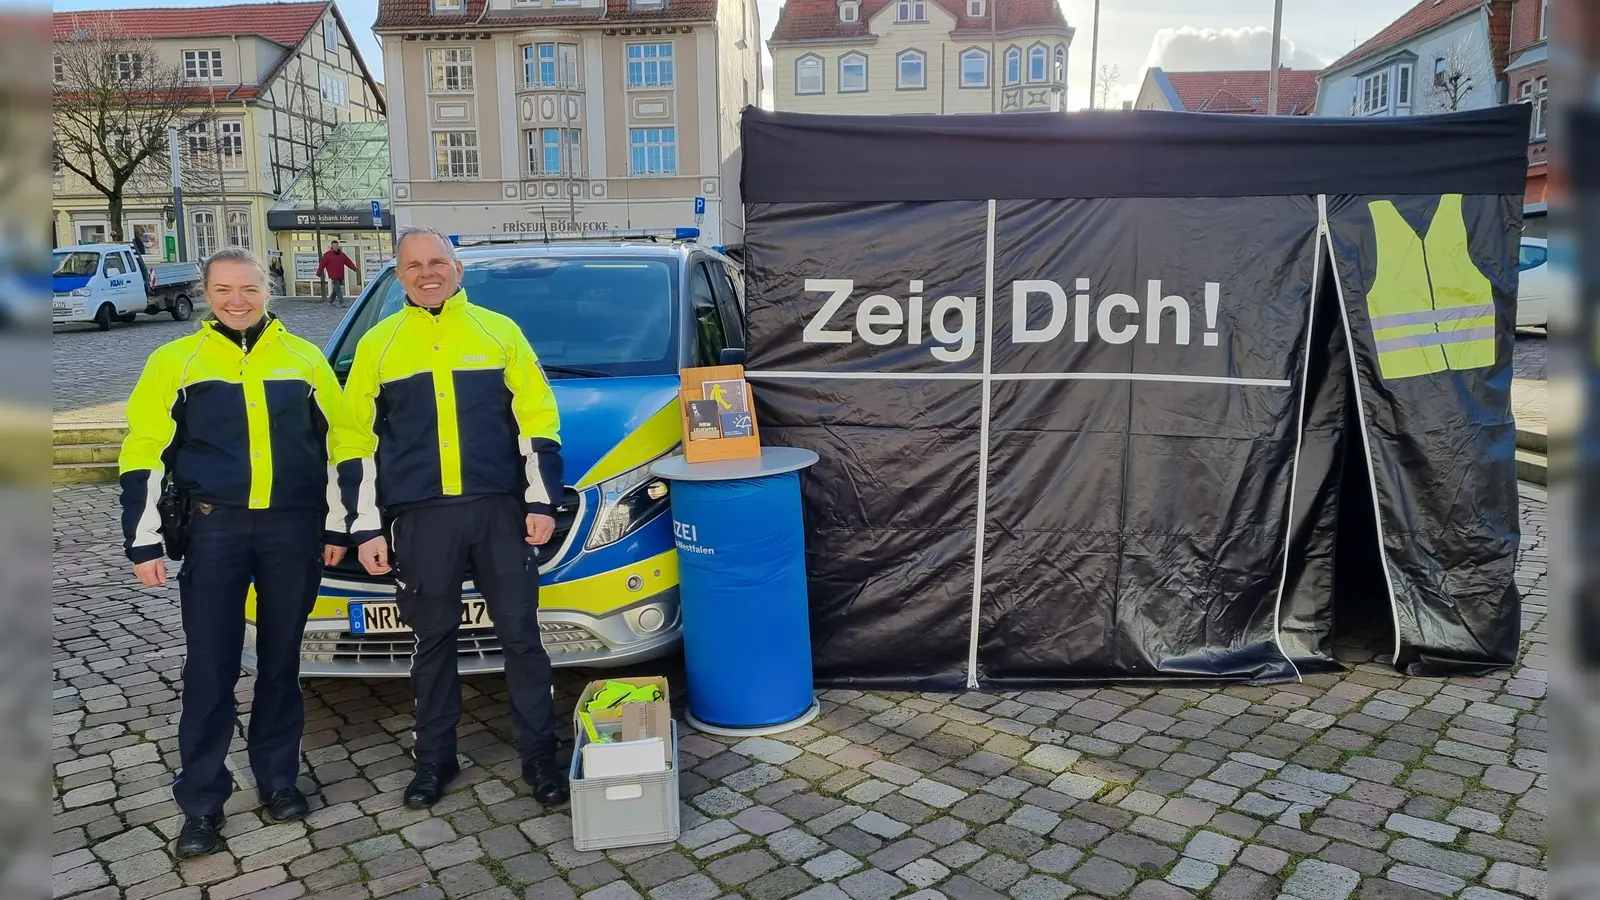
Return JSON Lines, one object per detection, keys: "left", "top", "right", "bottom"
{"left": 1094, "top": 63, "right": 1121, "bottom": 110}
{"left": 1425, "top": 33, "right": 1494, "bottom": 113}
{"left": 52, "top": 19, "right": 216, "bottom": 242}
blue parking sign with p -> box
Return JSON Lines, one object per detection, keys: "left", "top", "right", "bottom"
{"left": 694, "top": 196, "right": 706, "bottom": 216}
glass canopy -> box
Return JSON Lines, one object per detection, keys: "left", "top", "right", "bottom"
{"left": 275, "top": 121, "right": 391, "bottom": 211}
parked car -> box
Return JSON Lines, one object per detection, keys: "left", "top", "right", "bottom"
{"left": 241, "top": 228, "right": 747, "bottom": 677}
{"left": 1516, "top": 236, "right": 1549, "bottom": 329}
{"left": 52, "top": 243, "right": 200, "bottom": 330}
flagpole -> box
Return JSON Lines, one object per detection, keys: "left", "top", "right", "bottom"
{"left": 1267, "top": 0, "right": 1283, "bottom": 114}
{"left": 1088, "top": 0, "right": 1100, "bottom": 108}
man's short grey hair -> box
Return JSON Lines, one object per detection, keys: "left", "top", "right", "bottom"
{"left": 395, "top": 226, "right": 458, "bottom": 263}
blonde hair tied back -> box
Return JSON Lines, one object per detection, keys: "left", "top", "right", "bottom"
{"left": 198, "top": 247, "right": 270, "bottom": 322}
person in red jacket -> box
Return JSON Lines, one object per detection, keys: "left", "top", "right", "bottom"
{"left": 315, "top": 241, "right": 357, "bottom": 308}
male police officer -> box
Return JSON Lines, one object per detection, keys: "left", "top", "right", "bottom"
{"left": 339, "top": 227, "right": 568, "bottom": 808}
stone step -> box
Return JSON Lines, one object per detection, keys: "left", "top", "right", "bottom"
{"left": 53, "top": 424, "right": 128, "bottom": 446}
{"left": 53, "top": 461, "right": 120, "bottom": 485}
{"left": 1515, "top": 449, "right": 1548, "bottom": 487}
{"left": 1515, "top": 425, "right": 1547, "bottom": 454}
{"left": 54, "top": 443, "right": 122, "bottom": 465}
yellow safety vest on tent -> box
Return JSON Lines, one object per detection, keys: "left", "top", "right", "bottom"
{"left": 1364, "top": 194, "right": 1498, "bottom": 382}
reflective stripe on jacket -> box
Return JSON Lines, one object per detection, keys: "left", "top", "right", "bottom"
{"left": 338, "top": 289, "right": 563, "bottom": 545}
{"left": 1364, "top": 194, "right": 1497, "bottom": 382}
{"left": 117, "top": 316, "right": 359, "bottom": 563}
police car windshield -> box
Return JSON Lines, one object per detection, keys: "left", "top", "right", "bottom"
{"left": 332, "top": 255, "right": 678, "bottom": 378}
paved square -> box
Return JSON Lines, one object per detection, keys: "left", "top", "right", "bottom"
{"left": 52, "top": 318, "right": 1549, "bottom": 900}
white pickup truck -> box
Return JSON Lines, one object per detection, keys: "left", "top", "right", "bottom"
{"left": 52, "top": 243, "right": 202, "bottom": 330}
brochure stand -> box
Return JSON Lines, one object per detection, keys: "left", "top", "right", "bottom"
{"left": 652, "top": 367, "right": 820, "bottom": 736}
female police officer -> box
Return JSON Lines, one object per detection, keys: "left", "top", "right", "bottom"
{"left": 118, "top": 248, "right": 359, "bottom": 858}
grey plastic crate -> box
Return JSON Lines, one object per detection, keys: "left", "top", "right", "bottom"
{"left": 569, "top": 720, "right": 680, "bottom": 852}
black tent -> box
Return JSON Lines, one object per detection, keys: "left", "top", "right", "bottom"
{"left": 737, "top": 104, "right": 1531, "bottom": 690}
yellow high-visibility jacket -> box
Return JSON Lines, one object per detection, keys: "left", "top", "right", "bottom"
{"left": 117, "top": 315, "right": 361, "bottom": 562}
{"left": 338, "top": 289, "right": 563, "bottom": 545}
{"left": 1365, "top": 193, "right": 1498, "bottom": 381}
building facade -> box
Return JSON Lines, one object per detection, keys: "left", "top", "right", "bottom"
{"left": 767, "top": 0, "right": 1072, "bottom": 116}
{"left": 375, "top": 0, "right": 760, "bottom": 248}
{"left": 1312, "top": 0, "right": 1512, "bottom": 119}
{"left": 1507, "top": 0, "right": 1548, "bottom": 210}
{"left": 51, "top": 2, "right": 387, "bottom": 281}
{"left": 1133, "top": 68, "right": 1318, "bottom": 115}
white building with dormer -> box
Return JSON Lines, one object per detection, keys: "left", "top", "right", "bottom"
{"left": 768, "top": 0, "right": 1072, "bottom": 115}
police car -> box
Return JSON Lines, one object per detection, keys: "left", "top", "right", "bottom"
{"left": 241, "top": 228, "right": 746, "bottom": 677}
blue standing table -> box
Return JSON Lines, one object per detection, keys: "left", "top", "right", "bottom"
{"left": 650, "top": 447, "right": 821, "bottom": 737}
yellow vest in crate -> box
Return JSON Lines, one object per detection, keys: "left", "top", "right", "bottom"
{"left": 1364, "top": 194, "right": 1498, "bottom": 382}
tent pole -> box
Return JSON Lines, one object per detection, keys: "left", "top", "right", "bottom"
{"left": 1268, "top": 0, "right": 1283, "bottom": 114}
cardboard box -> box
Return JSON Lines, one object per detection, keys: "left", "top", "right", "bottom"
{"left": 574, "top": 676, "right": 671, "bottom": 735}
{"left": 622, "top": 699, "right": 671, "bottom": 746}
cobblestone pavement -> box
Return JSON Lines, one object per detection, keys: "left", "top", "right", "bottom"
{"left": 1511, "top": 333, "right": 1546, "bottom": 382}
{"left": 53, "top": 480, "right": 1549, "bottom": 900}
{"left": 52, "top": 299, "right": 351, "bottom": 412}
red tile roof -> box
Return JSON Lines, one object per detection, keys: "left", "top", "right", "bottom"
{"left": 51, "top": 2, "right": 329, "bottom": 46}
{"left": 1162, "top": 69, "right": 1320, "bottom": 115}
{"left": 771, "top": 0, "right": 1067, "bottom": 43}
{"left": 373, "top": 0, "right": 718, "bottom": 30}
{"left": 1322, "top": 0, "right": 1485, "bottom": 74}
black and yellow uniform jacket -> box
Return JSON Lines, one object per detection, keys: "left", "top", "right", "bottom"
{"left": 118, "top": 314, "right": 361, "bottom": 563}
{"left": 338, "top": 289, "right": 564, "bottom": 545}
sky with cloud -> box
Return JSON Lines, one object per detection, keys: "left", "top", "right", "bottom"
{"left": 54, "top": 0, "right": 1421, "bottom": 111}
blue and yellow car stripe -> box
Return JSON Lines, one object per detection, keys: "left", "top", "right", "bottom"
{"left": 575, "top": 400, "right": 680, "bottom": 489}
{"left": 246, "top": 398, "right": 686, "bottom": 627}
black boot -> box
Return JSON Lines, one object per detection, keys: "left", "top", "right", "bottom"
{"left": 404, "top": 760, "right": 461, "bottom": 809}
{"left": 524, "top": 758, "right": 569, "bottom": 806}
{"left": 259, "top": 786, "right": 310, "bottom": 823}
{"left": 173, "top": 814, "right": 225, "bottom": 858}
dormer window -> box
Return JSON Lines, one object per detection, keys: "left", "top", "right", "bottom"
{"left": 795, "top": 54, "right": 824, "bottom": 94}
{"left": 839, "top": 0, "right": 858, "bottom": 22}
{"left": 967, "top": 0, "right": 984, "bottom": 16}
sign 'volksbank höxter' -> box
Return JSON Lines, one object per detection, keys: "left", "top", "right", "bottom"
{"left": 737, "top": 105, "right": 1532, "bottom": 690}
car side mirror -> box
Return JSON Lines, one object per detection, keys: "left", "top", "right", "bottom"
{"left": 719, "top": 347, "right": 747, "bottom": 366}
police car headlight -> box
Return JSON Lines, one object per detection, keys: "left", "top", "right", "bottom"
{"left": 70, "top": 287, "right": 91, "bottom": 297}
{"left": 585, "top": 452, "right": 674, "bottom": 551}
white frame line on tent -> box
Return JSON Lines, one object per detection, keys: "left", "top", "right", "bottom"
{"left": 965, "top": 199, "right": 999, "bottom": 689}
{"left": 1318, "top": 193, "right": 1404, "bottom": 666}
{"left": 748, "top": 371, "right": 1292, "bottom": 387}
{"left": 1267, "top": 208, "right": 1330, "bottom": 686}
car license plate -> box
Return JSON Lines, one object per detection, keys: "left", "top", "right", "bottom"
{"left": 348, "top": 599, "right": 493, "bottom": 634}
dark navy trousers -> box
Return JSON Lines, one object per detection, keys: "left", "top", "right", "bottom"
{"left": 391, "top": 494, "right": 558, "bottom": 766}
{"left": 173, "top": 506, "right": 322, "bottom": 817}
